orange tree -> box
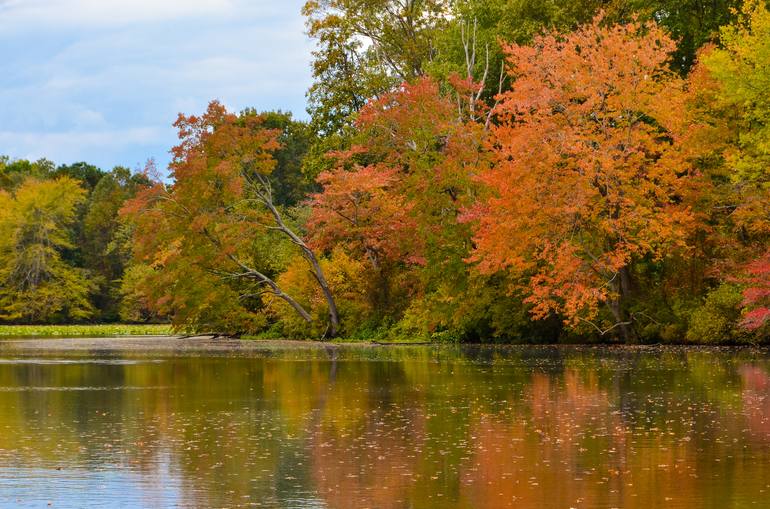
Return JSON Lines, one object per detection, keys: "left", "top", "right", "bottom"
{"left": 122, "top": 102, "right": 339, "bottom": 336}
{"left": 468, "top": 16, "right": 694, "bottom": 340}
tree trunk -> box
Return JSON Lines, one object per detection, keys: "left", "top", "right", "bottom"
{"left": 301, "top": 245, "right": 340, "bottom": 337}
{"left": 276, "top": 290, "right": 313, "bottom": 324}
{"left": 253, "top": 176, "right": 340, "bottom": 337}
{"left": 607, "top": 295, "right": 631, "bottom": 343}
{"left": 608, "top": 267, "right": 634, "bottom": 343}
{"left": 222, "top": 250, "right": 314, "bottom": 325}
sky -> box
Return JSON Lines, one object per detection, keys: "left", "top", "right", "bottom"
{"left": 0, "top": 0, "right": 313, "bottom": 174}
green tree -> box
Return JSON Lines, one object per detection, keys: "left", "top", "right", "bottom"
{"left": 249, "top": 110, "right": 316, "bottom": 206}
{"left": 0, "top": 157, "right": 55, "bottom": 191}
{"left": 621, "top": 0, "right": 740, "bottom": 71}
{"left": 303, "top": 0, "right": 449, "bottom": 136}
{"left": 54, "top": 161, "right": 105, "bottom": 192}
{"left": 0, "top": 177, "right": 95, "bottom": 323}
{"left": 82, "top": 167, "right": 151, "bottom": 320}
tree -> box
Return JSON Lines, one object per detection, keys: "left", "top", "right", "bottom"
{"left": 742, "top": 251, "right": 770, "bottom": 331}
{"left": 0, "top": 157, "right": 55, "bottom": 191}
{"left": 271, "top": 247, "right": 373, "bottom": 337}
{"left": 82, "top": 167, "right": 150, "bottom": 320}
{"left": 309, "top": 162, "right": 416, "bottom": 271}
{"left": 444, "top": 0, "right": 738, "bottom": 74}
{"left": 620, "top": 0, "right": 740, "bottom": 72}
{"left": 303, "top": 0, "right": 737, "bottom": 143}
{"left": 683, "top": 1, "right": 770, "bottom": 336}
{"left": 468, "top": 16, "right": 694, "bottom": 339}
{"left": 122, "top": 102, "right": 339, "bottom": 336}
{"left": 703, "top": 0, "right": 770, "bottom": 239}
{"left": 303, "top": 0, "right": 450, "bottom": 136}
{"left": 55, "top": 161, "right": 105, "bottom": 192}
{"left": 307, "top": 77, "right": 511, "bottom": 338}
{"left": 255, "top": 110, "right": 316, "bottom": 206}
{"left": 0, "top": 177, "right": 94, "bottom": 322}
{"left": 428, "top": 0, "right": 608, "bottom": 104}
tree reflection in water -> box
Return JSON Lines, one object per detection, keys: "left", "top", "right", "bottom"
{"left": 0, "top": 346, "right": 768, "bottom": 508}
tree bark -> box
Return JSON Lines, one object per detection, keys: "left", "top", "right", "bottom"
{"left": 608, "top": 267, "right": 634, "bottom": 343}
{"left": 252, "top": 174, "right": 340, "bottom": 337}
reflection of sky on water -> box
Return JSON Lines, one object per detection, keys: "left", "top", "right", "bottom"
{"left": 0, "top": 462, "right": 182, "bottom": 508}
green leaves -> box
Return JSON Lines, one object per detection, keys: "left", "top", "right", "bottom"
{"left": 705, "top": 1, "right": 770, "bottom": 189}
{"left": 0, "top": 177, "right": 95, "bottom": 323}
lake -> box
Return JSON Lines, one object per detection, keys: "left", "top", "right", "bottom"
{"left": 0, "top": 341, "right": 768, "bottom": 508}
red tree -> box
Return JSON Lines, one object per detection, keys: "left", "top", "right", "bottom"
{"left": 742, "top": 251, "right": 770, "bottom": 330}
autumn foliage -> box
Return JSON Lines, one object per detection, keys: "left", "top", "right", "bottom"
{"left": 0, "top": 177, "right": 94, "bottom": 322}
{"left": 121, "top": 102, "right": 338, "bottom": 334}
{"left": 308, "top": 163, "right": 416, "bottom": 269}
{"left": 4, "top": 1, "right": 770, "bottom": 343}
{"left": 743, "top": 252, "right": 770, "bottom": 330}
{"left": 467, "top": 17, "right": 693, "bottom": 335}
{"left": 114, "top": 7, "right": 769, "bottom": 342}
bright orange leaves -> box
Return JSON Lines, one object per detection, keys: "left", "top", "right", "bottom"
{"left": 468, "top": 16, "right": 694, "bottom": 327}
{"left": 308, "top": 164, "right": 416, "bottom": 268}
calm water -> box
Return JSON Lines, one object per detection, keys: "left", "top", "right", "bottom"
{"left": 0, "top": 344, "right": 769, "bottom": 508}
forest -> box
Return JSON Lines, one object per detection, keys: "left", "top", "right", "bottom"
{"left": 1, "top": 0, "right": 769, "bottom": 343}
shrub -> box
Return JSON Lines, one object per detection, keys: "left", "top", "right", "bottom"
{"left": 686, "top": 284, "right": 746, "bottom": 343}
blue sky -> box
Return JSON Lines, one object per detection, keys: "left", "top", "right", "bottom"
{"left": 0, "top": 0, "right": 313, "bottom": 174}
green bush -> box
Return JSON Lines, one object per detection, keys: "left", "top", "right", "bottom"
{"left": 686, "top": 284, "right": 745, "bottom": 344}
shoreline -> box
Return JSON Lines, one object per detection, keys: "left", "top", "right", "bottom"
{"left": 0, "top": 336, "right": 345, "bottom": 354}
{"left": 0, "top": 335, "right": 767, "bottom": 355}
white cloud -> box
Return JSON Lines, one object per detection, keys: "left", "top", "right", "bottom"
{"left": 73, "top": 108, "right": 106, "bottom": 128}
{"left": 0, "top": 0, "right": 313, "bottom": 171}
{"left": 0, "top": 0, "right": 237, "bottom": 30}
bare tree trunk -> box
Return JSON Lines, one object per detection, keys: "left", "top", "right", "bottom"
{"left": 607, "top": 296, "right": 630, "bottom": 343}
{"left": 277, "top": 290, "right": 314, "bottom": 323}
{"left": 213, "top": 235, "right": 315, "bottom": 325}
{"left": 251, "top": 174, "right": 340, "bottom": 337}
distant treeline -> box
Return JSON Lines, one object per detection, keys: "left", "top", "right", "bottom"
{"left": 2, "top": 0, "right": 769, "bottom": 343}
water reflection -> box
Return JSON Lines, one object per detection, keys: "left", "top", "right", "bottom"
{"left": 0, "top": 346, "right": 768, "bottom": 508}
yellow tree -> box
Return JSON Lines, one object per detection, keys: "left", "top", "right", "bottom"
{"left": 0, "top": 177, "right": 94, "bottom": 322}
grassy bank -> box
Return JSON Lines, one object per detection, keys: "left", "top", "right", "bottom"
{"left": 0, "top": 324, "right": 173, "bottom": 338}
